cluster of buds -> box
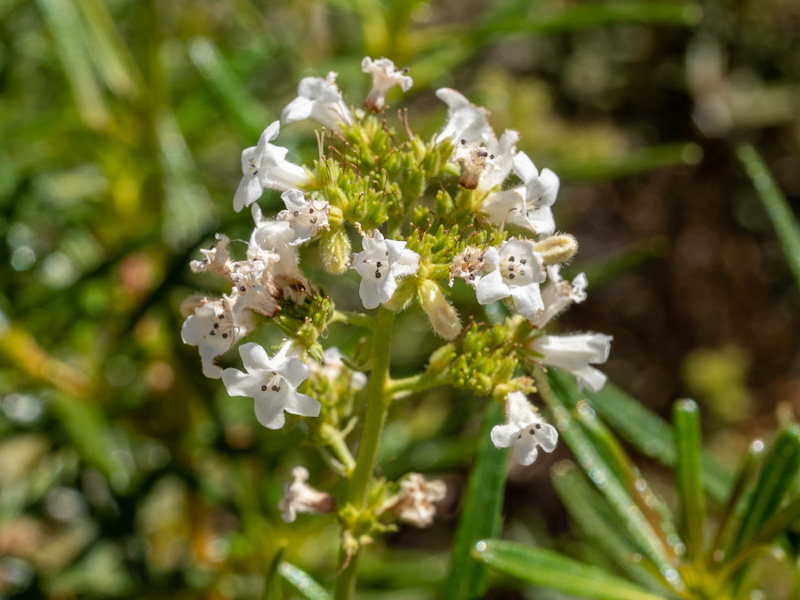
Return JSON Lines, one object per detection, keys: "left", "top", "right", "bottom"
{"left": 181, "top": 57, "right": 611, "bottom": 529}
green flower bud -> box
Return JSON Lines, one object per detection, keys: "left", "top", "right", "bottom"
{"left": 535, "top": 234, "right": 578, "bottom": 265}
{"left": 320, "top": 227, "right": 352, "bottom": 274}
{"left": 417, "top": 279, "right": 462, "bottom": 340}
{"left": 383, "top": 277, "right": 417, "bottom": 312}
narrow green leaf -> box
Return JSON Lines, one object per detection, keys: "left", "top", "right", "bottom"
{"left": 539, "top": 371, "right": 679, "bottom": 586}
{"left": 673, "top": 400, "right": 706, "bottom": 571}
{"left": 444, "top": 401, "right": 508, "bottom": 600}
{"left": 736, "top": 143, "right": 800, "bottom": 294}
{"left": 549, "top": 369, "right": 732, "bottom": 502}
{"left": 263, "top": 547, "right": 285, "bottom": 600}
{"left": 730, "top": 427, "right": 800, "bottom": 554}
{"left": 552, "top": 461, "right": 671, "bottom": 593}
{"left": 74, "top": 0, "right": 142, "bottom": 98}
{"left": 473, "top": 539, "right": 669, "bottom": 600}
{"left": 35, "top": 0, "right": 110, "bottom": 129}
{"left": 278, "top": 562, "right": 331, "bottom": 600}
{"left": 188, "top": 37, "right": 272, "bottom": 140}
{"left": 708, "top": 440, "right": 764, "bottom": 564}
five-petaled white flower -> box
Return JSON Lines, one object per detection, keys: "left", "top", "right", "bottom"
{"left": 234, "top": 121, "right": 310, "bottom": 213}
{"left": 282, "top": 72, "right": 353, "bottom": 132}
{"left": 362, "top": 57, "right": 413, "bottom": 112}
{"left": 529, "top": 266, "right": 588, "bottom": 328}
{"left": 529, "top": 333, "right": 613, "bottom": 393}
{"left": 353, "top": 230, "right": 420, "bottom": 310}
{"left": 222, "top": 342, "right": 321, "bottom": 429}
{"left": 491, "top": 391, "right": 558, "bottom": 466}
{"left": 278, "top": 466, "right": 336, "bottom": 522}
{"left": 480, "top": 152, "right": 560, "bottom": 236}
{"left": 181, "top": 296, "right": 254, "bottom": 379}
{"left": 475, "top": 239, "right": 546, "bottom": 320}
{"left": 277, "top": 189, "right": 330, "bottom": 246}
{"left": 384, "top": 473, "right": 447, "bottom": 528}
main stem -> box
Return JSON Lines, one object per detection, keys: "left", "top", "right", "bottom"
{"left": 334, "top": 306, "right": 395, "bottom": 600}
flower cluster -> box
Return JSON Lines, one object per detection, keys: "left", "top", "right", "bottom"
{"left": 181, "top": 56, "right": 612, "bottom": 532}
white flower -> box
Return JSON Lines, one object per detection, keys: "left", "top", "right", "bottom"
{"left": 277, "top": 189, "right": 330, "bottom": 245}
{"left": 352, "top": 230, "right": 420, "bottom": 310}
{"left": 480, "top": 152, "right": 560, "bottom": 236}
{"left": 362, "top": 57, "right": 413, "bottom": 111}
{"left": 319, "top": 347, "right": 367, "bottom": 390}
{"left": 478, "top": 129, "right": 519, "bottom": 192}
{"left": 491, "top": 391, "right": 558, "bottom": 466}
{"left": 475, "top": 239, "right": 546, "bottom": 320}
{"left": 529, "top": 333, "right": 613, "bottom": 393}
{"left": 279, "top": 466, "right": 335, "bottom": 523}
{"left": 282, "top": 72, "right": 353, "bottom": 131}
{"left": 435, "top": 88, "right": 494, "bottom": 145}
{"left": 384, "top": 473, "right": 447, "bottom": 528}
{"left": 222, "top": 342, "right": 320, "bottom": 429}
{"left": 181, "top": 296, "right": 254, "bottom": 379}
{"left": 529, "top": 267, "right": 588, "bottom": 328}
{"left": 189, "top": 233, "right": 234, "bottom": 279}
{"left": 234, "top": 121, "right": 310, "bottom": 212}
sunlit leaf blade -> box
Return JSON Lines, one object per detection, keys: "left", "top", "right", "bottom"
{"left": 279, "top": 562, "right": 331, "bottom": 600}
{"left": 549, "top": 369, "right": 732, "bottom": 502}
{"left": 730, "top": 426, "right": 800, "bottom": 554}
{"left": 737, "top": 143, "right": 800, "bottom": 294}
{"left": 444, "top": 401, "right": 508, "bottom": 600}
{"left": 35, "top": 0, "right": 110, "bottom": 129}
{"left": 473, "top": 539, "right": 670, "bottom": 600}
{"left": 539, "top": 371, "right": 678, "bottom": 584}
{"left": 188, "top": 36, "right": 272, "bottom": 140}
{"left": 74, "top": 0, "right": 141, "bottom": 98}
{"left": 673, "top": 400, "right": 706, "bottom": 571}
{"left": 552, "top": 461, "right": 672, "bottom": 593}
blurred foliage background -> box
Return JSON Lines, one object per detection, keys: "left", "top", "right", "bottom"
{"left": 1, "top": 0, "right": 799, "bottom": 598}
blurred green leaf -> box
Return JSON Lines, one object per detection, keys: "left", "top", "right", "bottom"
{"left": 552, "top": 461, "right": 672, "bottom": 593}
{"left": 549, "top": 370, "right": 732, "bottom": 503}
{"left": 539, "top": 370, "right": 678, "bottom": 585}
{"left": 263, "top": 546, "right": 285, "bottom": 600}
{"left": 569, "top": 236, "right": 669, "bottom": 288}
{"left": 730, "top": 426, "right": 800, "bottom": 554}
{"left": 473, "top": 539, "right": 670, "bottom": 600}
{"left": 736, "top": 143, "right": 800, "bottom": 295}
{"left": 444, "top": 401, "right": 508, "bottom": 600}
{"left": 279, "top": 562, "right": 331, "bottom": 600}
{"left": 35, "top": 0, "right": 110, "bottom": 129}
{"left": 673, "top": 400, "right": 706, "bottom": 571}
{"left": 188, "top": 36, "right": 272, "bottom": 140}
{"left": 557, "top": 143, "right": 703, "bottom": 180}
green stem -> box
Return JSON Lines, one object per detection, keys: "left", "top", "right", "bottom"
{"left": 321, "top": 423, "right": 356, "bottom": 476}
{"left": 331, "top": 309, "right": 375, "bottom": 330}
{"left": 334, "top": 306, "right": 396, "bottom": 600}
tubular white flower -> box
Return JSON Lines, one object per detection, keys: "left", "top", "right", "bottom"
{"left": 233, "top": 121, "right": 310, "bottom": 212}
{"left": 277, "top": 189, "right": 330, "bottom": 246}
{"left": 529, "top": 267, "right": 588, "bottom": 328}
{"left": 385, "top": 473, "right": 447, "bottom": 528}
{"left": 435, "top": 88, "right": 494, "bottom": 145}
{"left": 181, "top": 296, "right": 254, "bottom": 379}
{"left": 352, "top": 230, "right": 420, "bottom": 310}
{"left": 222, "top": 342, "right": 320, "bottom": 430}
{"left": 281, "top": 72, "right": 353, "bottom": 131}
{"left": 279, "top": 466, "right": 335, "bottom": 522}
{"left": 475, "top": 240, "right": 546, "bottom": 320}
{"left": 529, "top": 333, "right": 613, "bottom": 392}
{"left": 189, "top": 233, "right": 233, "bottom": 279}
{"left": 362, "top": 57, "right": 413, "bottom": 111}
{"left": 491, "top": 391, "right": 558, "bottom": 466}
{"left": 480, "top": 151, "right": 560, "bottom": 236}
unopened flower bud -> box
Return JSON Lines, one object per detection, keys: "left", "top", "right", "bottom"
{"left": 535, "top": 234, "right": 578, "bottom": 265}
{"left": 417, "top": 279, "right": 462, "bottom": 340}
{"left": 320, "top": 227, "right": 352, "bottom": 274}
